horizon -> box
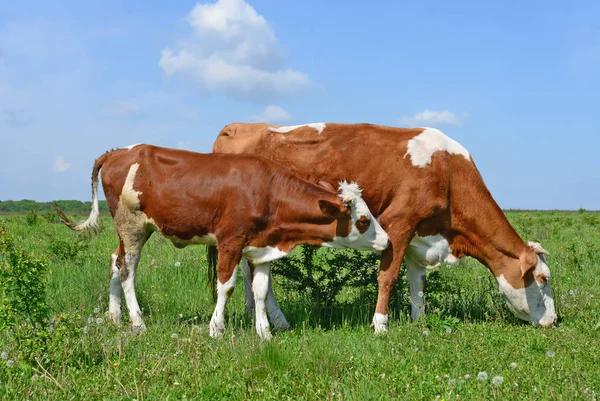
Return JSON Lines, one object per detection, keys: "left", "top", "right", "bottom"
{"left": 1, "top": 0, "right": 599, "bottom": 209}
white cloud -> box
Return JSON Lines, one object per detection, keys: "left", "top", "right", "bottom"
{"left": 398, "top": 109, "right": 468, "bottom": 127}
{"left": 160, "top": 0, "right": 314, "bottom": 101}
{"left": 53, "top": 156, "right": 72, "bottom": 173}
{"left": 250, "top": 105, "right": 291, "bottom": 123}
{"left": 175, "top": 104, "right": 201, "bottom": 121}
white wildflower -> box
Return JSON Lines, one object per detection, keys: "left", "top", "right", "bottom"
{"left": 546, "top": 350, "right": 555, "bottom": 358}
{"left": 492, "top": 376, "right": 504, "bottom": 386}
{"left": 448, "top": 378, "right": 456, "bottom": 388}
{"left": 445, "top": 327, "right": 452, "bottom": 333}
{"left": 171, "top": 333, "right": 178, "bottom": 339}
{"left": 510, "top": 362, "right": 517, "bottom": 369}
{"left": 179, "top": 313, "right": 183, "bottom": 319}
{"left": 423, "top": 329, "right": 429, "bottom": 336}
{"left": 31, "top": 374, "right": 39, "bottom": 381}
{"left": 83, "top": 326, "right": 89, "bottom": 334}
{"left": 88, "top": 317, "right": 94, "bottom": 324}
{"left": 464, "top": 374, "right": 470, "bottom": 380}
{"left": 418, "top": 291, "right": 424, "bottom": 297}
{"left": 94, "top": 307, "right": 101, "bottom": 314}
{"left": 477, "top": 371, "right": 488, "bottom": 381}
{"left": 174, "top": 261, "right": 181, "bottom": 267}
{"left": 6, "top": 359, "right": 14, "bottom": 368}
{"left": 96, "top": 318, "right": 104, "bottom": 325}
{"left": 1, "top": 350, "right": 8, "bottom": 359}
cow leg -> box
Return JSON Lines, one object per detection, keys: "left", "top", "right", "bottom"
{"left": 265, "top": 266, "right": 291, "bottom": 330}
{"left": 241, "top": 259, "right": 255, "bottom": 318}
{"left": 209, "top": 247, "right": 241, "bottom": 338}
{"left": 119, "top": 232, "right": 151, "bottom": 329}
{"left": 252, "top": 262, "right": 272, "bottom": 340}
{"left": 372, "top": 223, "right": 418, "bottom": 334}
{"left": 405, "top": 255, "right": 427, "bottom": 320}
{"left": 242, "top": 259, "right": 290, "bottom": 330}
{"left": 108, "top": 247, "right": 123, "bottom": 324}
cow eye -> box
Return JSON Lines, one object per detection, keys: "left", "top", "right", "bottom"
{"left": 537, "top": 274, "right": 549, "bottom": 285}
{"left": 355, "top": 216, "right": 371, "bottom": 233}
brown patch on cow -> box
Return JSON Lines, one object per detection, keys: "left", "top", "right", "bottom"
{"left": 355, "top": 215, "right": 371, "bottom": 234}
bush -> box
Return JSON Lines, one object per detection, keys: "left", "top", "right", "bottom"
{"left": 25, "top": 210, "right": 38, "bottom": 226}
{"left": 0, "top": 225, "right": 50, "bottom": 360}
{"left": 272, "top": 246, "right": 381, "bottom": 304}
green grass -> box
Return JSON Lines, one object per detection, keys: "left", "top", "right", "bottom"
{"left": 1, "top": 211, "right": 600, "bottom": 400}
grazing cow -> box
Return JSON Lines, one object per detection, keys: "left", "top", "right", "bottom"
{"left": 54, "top": 144, "right": 388, "bottom": 340}
{"left": 213, "top": 123, "right": 557, "bottom": 330}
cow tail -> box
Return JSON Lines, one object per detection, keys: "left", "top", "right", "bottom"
{"left": 53, "top": 150, "right": 114, "bottom": 237}
{"left": 207, "top": 245, "right": 218, "bottom": 303}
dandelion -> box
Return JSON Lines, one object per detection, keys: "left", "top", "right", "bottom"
{"left": 94, "top": 307, "right": 101, "bottom": 314}
{"left": 174, "top": 261, "right": 181, "bottom": 267}
{"left": 464, "top": 374, "right": 470, "bottom": 380}
{"left": 492, "top": 376, "right": 504, "bottom": 387}
{"left": 423, "top": 329, "right": 429, "bottom": 336}
{"left": 6, "top": 359, "right": 14, "bottom": 368}
{"left": 510, "top": 362, "right": 517, "bottom": 369}
{"left": 83, "top": 326, "right": 89, "bottom": 334}
{"left": 418, "top": 291, "right": 424, "bottom": 297}
{"left": 88, "top": 317, "right": 94, "bottom": 324}
{"left": 448, "top": 378, "right": 456, "bottom": 388}
{"left": 174, "top": 381, "right": 180, "bottom": 386}
{"left": 179, "top": 313, "right": 183, "bottom": 319}
{"left": 113, "top": 362, "right": 119, "bottom": 367}
{"left": 445, "top": 327, "right": 452, "bottom": 334}
{"left": 477, "top": 371, "right": 488, "bottom": 381}
{"left": 171, "top": 333, "right": 179, "bottom": 339}
{"left": 31, "top": 374, "right": 39, "bottom": 381}
{"left": 546, "top": 350, "right": 555, "bottom": 358}
{"left": 443, "top": 374, "right": 450, "bottom": 379}
{"left": 1, "top": 350, "right": 8, "bottom": 359}
{"left": 96, "top": 318, "right": 104, "bottom": 325}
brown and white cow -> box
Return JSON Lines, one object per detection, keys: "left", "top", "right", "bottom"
{"left": 55, "top": 144, "right": 388, "bottom": 340}
{"left": 213, "top": 123, "right": 557, "bottom": 330}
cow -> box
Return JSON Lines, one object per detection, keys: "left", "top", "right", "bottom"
{"left": 213, "top": 123, "right": 557, "bottom": 331}
{"left": 54, "top": 144, "right": 389, "bottom": 340}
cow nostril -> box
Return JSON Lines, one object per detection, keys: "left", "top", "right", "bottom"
{"left": 553, "top": 317, "right": 557, "bottom": 326}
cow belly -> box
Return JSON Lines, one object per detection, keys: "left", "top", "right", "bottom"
{"left": 167, "top": 233, "right": 217, "bottom": 248}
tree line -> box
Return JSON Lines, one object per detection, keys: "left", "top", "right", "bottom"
{"left": 0, "top": 200, "right": 109, "bottom": 214}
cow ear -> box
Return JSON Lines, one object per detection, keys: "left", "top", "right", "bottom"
{"left": 528, "top": 241, "right": 550, "bottom": 256}
{"left": 519, "top": 247, "right": 538, "bottom": 278}
{"left": 318, "top": 199, "right": 343, "bottom": 217}
{"left": 316, "top": 180, "right": 335, "bottom": 192}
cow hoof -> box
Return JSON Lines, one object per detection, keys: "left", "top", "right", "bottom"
{"left": 209, "top": 319, "right": 225, "bottom": 338}
{"left": 256, "top": 322, "right": 272, "bottom": 340}
{"left": 271, "top": 315, "right": 291, "bottom": 331}
{"left": 372, "top": 313, "right": 388, "bottom": 334}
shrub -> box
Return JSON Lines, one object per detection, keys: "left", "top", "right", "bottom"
{"left": 0, "top": 225, "right": 50, "bottom": 360}
{"left": 25, "top": 210, "right": 38, "bottom": 226}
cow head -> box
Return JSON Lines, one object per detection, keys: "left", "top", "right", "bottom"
{"left": 496, "top": 242, "right": 557, "bottom": 327}
{"left": 319, "top": 181, "right": 389, "bottom": 252}
{"left": 213, "top": 123, "right": 266, "bottom": 154}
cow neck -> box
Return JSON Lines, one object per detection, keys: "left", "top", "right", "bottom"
{"left": 447, "top": 171, "right": 527, "bottom": 279}
{"left": 263, "top": 176, "right": 340, "bottom": 249}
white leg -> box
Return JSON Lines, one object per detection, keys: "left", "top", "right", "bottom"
{"left": 108, "top": 253, "right": 123, "bottom": 323}
{"left": 265, "top": 266, "right": 290, "bottom": 330}
{"left": 372, "top": 313, "right": 389, "bottom": 334}
{"left": 253, "top": 263, "right": 272, "bottom": 340}
{"left": 210, "top": 266, "right": 238, "bottom": 338}
{"left": 406, "top": 256, "right": 427, "bottom": 320}
{"left": 121, "top": 251, "right": 145, "bottom": 329}
{"left": 241, "top": 259, "right": 255, "bottom": 318}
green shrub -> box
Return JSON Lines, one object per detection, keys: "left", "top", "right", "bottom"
{"left": 25, "top": 210, "right": 38, "bottom": 226}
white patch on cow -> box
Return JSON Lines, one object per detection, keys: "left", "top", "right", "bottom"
{"left": 121, "top": 163, "right": 142, "bottom": 210}
{"left": 210, "top": 266, "right": 238, "bottom": 338}
{"left": 496, "top": 259, "right": 556, "bottom": 327}
{"left": 372, "top": 313, "right": 388, "bottom": 334}
{"left": 125, "top": 143, "right": 141, "bottom": 150}
{"left": 121, "top": 251, "right": 145, "bottom": 328}
{"left": 406, "top": 235, "right": 459, "bottom": 269}
{"left": 243, "top": 246, "right": 288, "bottom": 264}
{"left": 167, "top": 233, "right": 217, "bottom": 248}
{"left": 404, "top": 127, "right": 471, "bottom": 168}
{"left": 108, "top": 254, "right": 122, "bottom": 323}
{"left": 252, "top": 263, "right": 272, "bottom": 340}
{"left": 268, "top": 123, "right": 326, "bottom": 134}
{"left": 324, "top": 181, "right": 389, "bottom": 252}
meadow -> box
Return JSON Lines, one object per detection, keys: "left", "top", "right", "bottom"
{"left": 1, "top": 210, "right": 599, "bottom": 400}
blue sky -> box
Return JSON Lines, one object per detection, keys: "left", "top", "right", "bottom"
{"left": 0, "top": 0, "right": 598, "bottom": 209}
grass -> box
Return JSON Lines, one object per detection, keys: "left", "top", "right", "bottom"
{"left": 1, "top": 211, "right": 599, "bottom": 400}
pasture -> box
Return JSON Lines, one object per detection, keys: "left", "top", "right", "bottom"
{"left": 1, "top": 211, "right": 599, "bottom": 400}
